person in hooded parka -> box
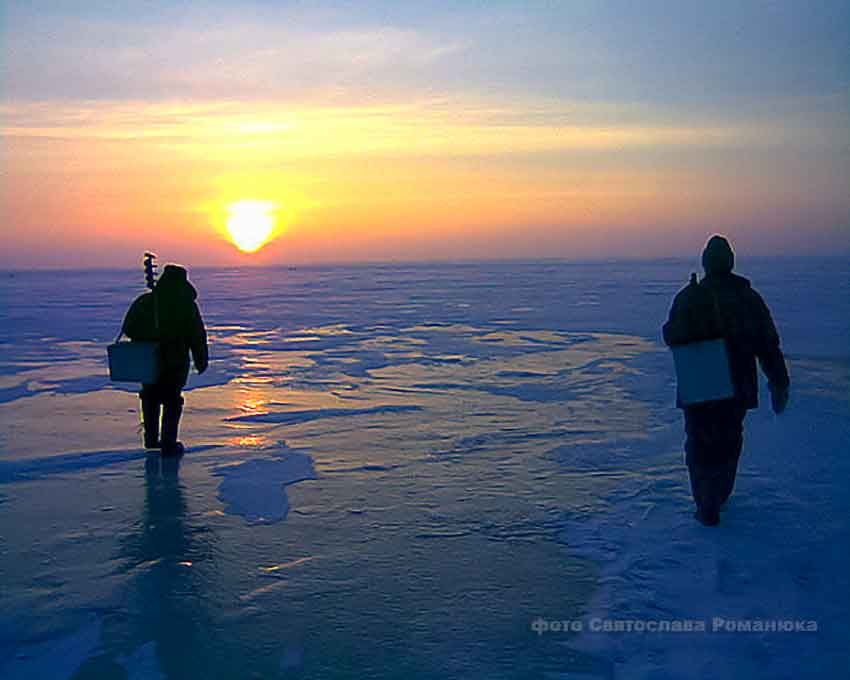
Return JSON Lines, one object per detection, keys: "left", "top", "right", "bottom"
{"left": 663, "top": 235, "right": 790, "bottom": 526}
{"left": 122, "top": 264, "right": 208, "bottom": 456}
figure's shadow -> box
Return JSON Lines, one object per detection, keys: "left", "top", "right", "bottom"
{"left": 91, "top": 456, "right": 292, "bottom": 679}
{"left": 112, "top": 455, "right": 216, "bottom": 679}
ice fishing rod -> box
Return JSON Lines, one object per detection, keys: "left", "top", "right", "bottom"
{"left": 143, "top": 252, "right": 158, "bottom": 290}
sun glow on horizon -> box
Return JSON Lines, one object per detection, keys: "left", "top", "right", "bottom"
{"left": 226, "top": 200, "right": 277, "bottom": 253}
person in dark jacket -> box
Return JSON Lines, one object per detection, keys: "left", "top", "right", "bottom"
{"left": 663, "top": 235, "right": 789, "bottom": 526}
{"left": 123, "top": 264, "right": 208, "bottom": 456}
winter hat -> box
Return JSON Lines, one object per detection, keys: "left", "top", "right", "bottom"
{"left": 158, "top": 264, "right": 188, "bottom": 285}
{"left": 155, "top": 263, "right": 198, "bottom": 300}
{"left": 702, "top": 235, "right": 734, "bottom": 275}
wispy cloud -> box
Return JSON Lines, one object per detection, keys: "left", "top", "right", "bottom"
{"left": 1, "top": 98, "right": 768, "bottom": 158}
{"left": 2, "top": 10, "right": 468, "bottom": 103}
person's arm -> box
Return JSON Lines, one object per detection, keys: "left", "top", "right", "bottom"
{"left": 188, "top": 301, "right": 209, "bottom": 374}
{"left": 121, "top": 295, "right": 147, "bottom": 340}
{"left": 662, "top": 288, "right": 690, "bottom": 346}
{"left": 751, "top": 290, "right": 790, "bottom": 412}
{"left": 663, "top": 276, "right": 712, "bottom": 346}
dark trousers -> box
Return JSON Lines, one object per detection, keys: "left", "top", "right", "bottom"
{"left": 140, "top": 379, "right": 185, "bottom": 448}
{"left": 141, "top": 380, "right": 184, "bottom": 407}
{"left": 684, "top": 400, "right": 747, "bottom": 518}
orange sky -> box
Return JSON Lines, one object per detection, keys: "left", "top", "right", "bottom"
{"left": 2, "top": 3, "right": 848, "bottom": 267}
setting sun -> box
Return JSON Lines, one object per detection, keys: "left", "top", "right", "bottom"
{"left": 226, "top": 201, "right": 277, "bottom": 253}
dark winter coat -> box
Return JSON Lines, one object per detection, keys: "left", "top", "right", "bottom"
{"left": 662, "top": 271, "right": 789, "bottom": 410}
{"left": 122, "top": 265, "right": 208, "bottom": 386}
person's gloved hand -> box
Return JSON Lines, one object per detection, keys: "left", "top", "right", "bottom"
{"left": 770, "top": 384, "right": 789, "bottom": 414}
{"left": 195, "top": 357, "right": 208, "bottom": 375}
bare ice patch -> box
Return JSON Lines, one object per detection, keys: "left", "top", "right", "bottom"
{"left": 213, "top": 444, "right": 316, "bottom": 524}
{"left": 226, "top": 404, "right": 421, "bottom": 425}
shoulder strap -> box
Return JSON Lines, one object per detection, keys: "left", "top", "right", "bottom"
{"left": 153, "top": 290, "right": 160, "bottom": 333}
{"left": 707, "top": 286, "right": 726, "bottom": 336}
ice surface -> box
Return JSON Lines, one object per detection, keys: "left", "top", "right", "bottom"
{"left": 555, "top": 393, "right": 850, "bottom": 678}
{"left": 214, "top": 446, "right": 317, "bottom": 523}
{"left": 227, "top": 404, "right": 422, "bottom": 425}
{"left": 0, "top": 259, "right": 847, "bottom": 678}
{"left": 0, "top": 615, "right": 101, "bottom": 679}
{"left": 123, "top": 642, "right": 166, "bottom": 680}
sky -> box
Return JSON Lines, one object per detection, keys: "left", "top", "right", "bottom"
{"left": 1, "top": 0, "right": 848, "bottom": 267}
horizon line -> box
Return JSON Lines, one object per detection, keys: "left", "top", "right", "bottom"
{"left": 2, "top": 252, "right": 848, "bottom": 275}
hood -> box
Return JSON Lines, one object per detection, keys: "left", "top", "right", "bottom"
{"left": 155, "top": 264, "right": 197, "bottom": 300}
{"left": 701, "top": 235, "right": 734, "bottom": 275}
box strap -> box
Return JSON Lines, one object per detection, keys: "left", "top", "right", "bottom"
{"left": 709, "top": 288, "right": 726, "bottom": 337}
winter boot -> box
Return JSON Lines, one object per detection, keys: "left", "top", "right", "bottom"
{"left": 161, "top": 396, "right": 185, "bottom": 457}
{"left": 141, "top": 395, "right": 161, "bottom": 449}
{"left": 694, "top": 508, "right": 720, "bottom": 527}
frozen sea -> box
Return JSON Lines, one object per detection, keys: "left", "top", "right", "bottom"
{"left": 0, "top": 258, "right": 847, "bottom": 679}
